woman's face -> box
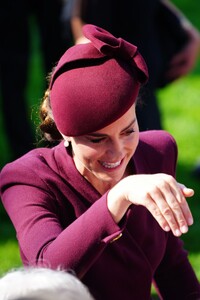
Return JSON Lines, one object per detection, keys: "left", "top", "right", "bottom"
{"left": 67, "top": 104, "right": 139, "bottom": 192}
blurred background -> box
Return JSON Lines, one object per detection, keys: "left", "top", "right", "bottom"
{"left": 0, "top": 0, "right": 199, "bottom": 293}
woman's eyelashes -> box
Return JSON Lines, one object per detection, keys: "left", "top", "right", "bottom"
{"left": 88, "top": 137, "right": 106, "bottom": 144}
{"left": 87, "top": 128, "right": 135, "bottom": 144}
{"left": 123, "top": 128, "right": 135, "bottom": 135}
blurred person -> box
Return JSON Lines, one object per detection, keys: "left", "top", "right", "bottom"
{"left": 0, "top": 0, "right": 70, "bottom": 162}
{"left": 68, "top": 0, "right": 200, "bottom": 131}
{"left": 0, "top": 25, "right": 200, "bottom": 299}
{"left": 0, "top": 267, "right": 94, "bottom": 300}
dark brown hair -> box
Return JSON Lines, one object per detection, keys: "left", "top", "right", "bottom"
{"left": 39, "top": 88, "right": 62, "bottom": 142}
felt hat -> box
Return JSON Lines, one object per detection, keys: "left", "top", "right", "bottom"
{"left": 50, "top": 24, "right": 148, "bottom": 136}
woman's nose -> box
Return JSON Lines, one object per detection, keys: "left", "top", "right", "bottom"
{"left": 106, "top": 139, "right": 123, "bottom": 156}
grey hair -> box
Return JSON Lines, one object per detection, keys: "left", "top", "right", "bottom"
{"left": 0, "top": 267, "right": 94, "bottom": 300}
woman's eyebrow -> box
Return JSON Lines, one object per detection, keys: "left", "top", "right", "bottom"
{"left": 86, "top": 118, "right": 136, "bottom": 137}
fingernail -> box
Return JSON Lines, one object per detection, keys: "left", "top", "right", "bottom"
{"left": 175, "top": 229, "right": 181, "bottom": 236}
{"left": 164, "top": 226, "right": 170, "bottom": 232}
{"left": 188, "top": 218, "right": 193, "bottom": 226}
{"left": 181, "top": 225, "right": 188, "bottom": 233}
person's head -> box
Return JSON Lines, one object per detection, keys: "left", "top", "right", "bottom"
{"left": 8, "top": 290, "right": 87, "bottom": 300}
{"left": 39, "top": 24, "right": 148, "bottom": 190}
{"left": 0, "top": 267, "right": 94, "bottom": 300}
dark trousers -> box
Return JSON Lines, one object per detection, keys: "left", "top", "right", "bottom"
{"left": 0, "top": 0, "right": 69, "bottom": 160}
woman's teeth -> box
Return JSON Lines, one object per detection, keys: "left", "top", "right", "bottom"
{"left": 101, "top": 161, "right": 121, "bottom": 169}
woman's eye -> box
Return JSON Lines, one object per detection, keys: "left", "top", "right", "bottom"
{"left": 124, "top": 129, "right": 135, "bottom": 135}
{"left": 89, "top": 138, "right": 105, "bottom": 144}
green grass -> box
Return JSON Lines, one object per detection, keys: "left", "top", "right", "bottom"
{"left": 0, "top": 1, "right": 200, "bottom": 297}
{"left": 156, "top": 73, "right": 200, "bottom": 282}
{"left": 0, "top": 209, "right": 22, "bottom": 274}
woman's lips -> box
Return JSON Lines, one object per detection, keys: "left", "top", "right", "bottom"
{"left": 99, "top": 159, "right": 123, "bottom": 169}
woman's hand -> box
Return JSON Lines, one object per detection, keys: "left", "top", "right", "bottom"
{"left": 107, "top": 173, "right": 194, "bottom": 237}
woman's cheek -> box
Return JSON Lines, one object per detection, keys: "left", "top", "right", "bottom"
{"left": 81, "top": 145, "right": 102, "bottom": 160}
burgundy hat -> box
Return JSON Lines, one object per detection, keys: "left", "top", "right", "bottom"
{"left": 50, "top": 24, "right": 148, "bottom": 136}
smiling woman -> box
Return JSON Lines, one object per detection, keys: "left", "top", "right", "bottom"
{"left": 63, "top": 105, "right": 139, "bottom": 194}
{"left": 0, "top": 24, "right": 200, "bottom": 300}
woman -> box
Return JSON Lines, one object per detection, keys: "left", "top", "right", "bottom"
{"left": 1, "top": 25, "right": 200, "bottom": 299}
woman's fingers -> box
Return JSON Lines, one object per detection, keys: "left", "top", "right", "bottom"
{"left": 178, "top": 183, "right": 195, "bottom": 198}
{"left": 156, "top": 176, "right": 194, "bottom": 236}
{"left": 146, "top": 185, "right": 187, "bottom": 236}
{"left": 167, "top": 180, "right": 194, "bottom": 230}
{"left": 144, "top": 196, "right": 171, "bottom": 233}
{"left": 177, "top": 184, "right": 194, "bottom": 226}
{"left": 164, "top": 192, "right": 189, "bottom": 236}
{"left": 126, "top": 174, "right": 194, "bottom": 237}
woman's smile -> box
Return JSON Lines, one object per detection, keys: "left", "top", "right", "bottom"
{"left": 66, "top": 104, "right": 139, "bottom": 194}
{"left": 99, "top": 158, "right": 123, "bottom": 170}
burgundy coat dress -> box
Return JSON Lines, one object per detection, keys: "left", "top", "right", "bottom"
{"left": 1, "top": 130, "right": 200, "bottom": 300}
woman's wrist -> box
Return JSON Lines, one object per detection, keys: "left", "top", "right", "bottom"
{"left": 107, "top": 182, "right": 131, "bottom": 224}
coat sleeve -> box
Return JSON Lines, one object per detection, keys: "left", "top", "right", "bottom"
{"left": 0, "top": 160, "right": 125, "bottom": 278}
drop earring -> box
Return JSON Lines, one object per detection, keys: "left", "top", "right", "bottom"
{"left": 64, "top": 140, "right": 69, "bottom": 147}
